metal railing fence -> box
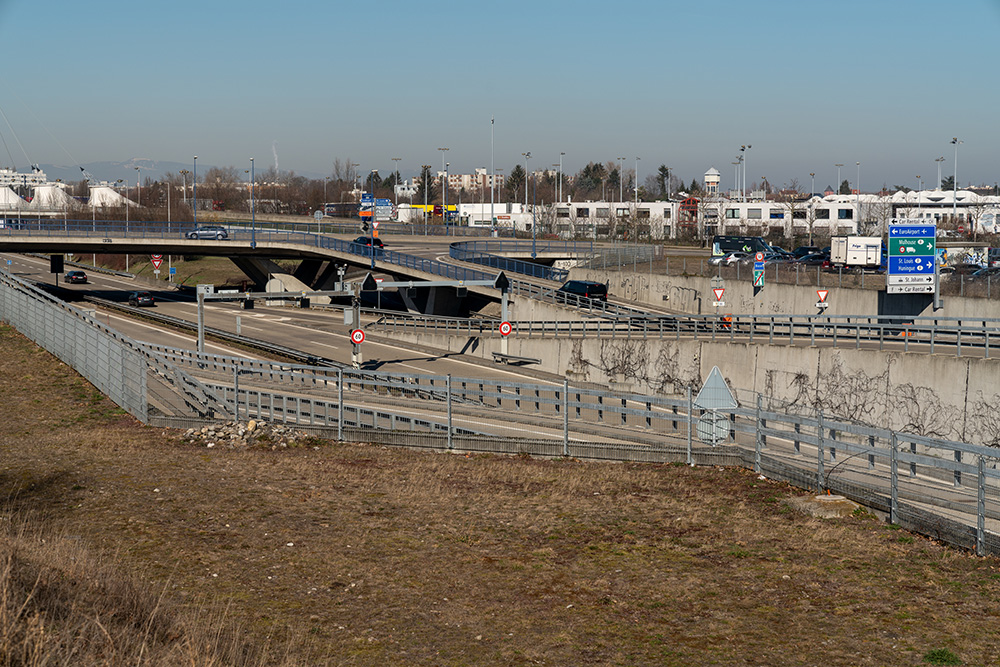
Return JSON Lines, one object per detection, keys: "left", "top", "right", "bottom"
{"left": 371, "top": 311, "right": 1000, "bottom": 358}
{"left": 3, "top": 272, "right": 1000, "bottom": 556}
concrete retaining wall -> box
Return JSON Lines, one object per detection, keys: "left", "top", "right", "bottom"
{"left": 376, "top": 326, "right": 999, "bottom": 445}
{"left": 571, "top": 268, "right": 1000, "bottom": 320}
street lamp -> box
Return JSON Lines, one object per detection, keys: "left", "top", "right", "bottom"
{"left": 856, "top": 161, "right": 861, "bottom": 231}
{"left": 444, "top": 163, "right": 449, "bottom": 228}
{"left": 370, "top": 169, "right": 377, "bottom": 268}
{"left": 179, "top": 169, "right": 189, "bottom": 204}
{"left": 617, "top": 156, "right": 625, "bottom": 202}
{"left": 135, "top": 166, "right": 141, "bottom": 206}
{"left": 935, "top": 156, "right": 945, "bottom": 190}
{"left": 740, "top": 145, "right": 751, "bottom": 201}
{"left": 916, "top": 175, "right": 922, "bottom": 214}
{"left": 193, "top": 156, "right": 198, "bottom": 225}
{"left": 634, "top": 157, "right": 640, "bottom": 205}
{"left": 421, "top": 164, "right": 431, "bottom": 226}
{"left": 250, "top": 157, "right": 256, "bottom": 248}
{"left": 835, "top": 163, "right": 844, "bottom": 194}
{"left": 522, "top": 152, "right": 531, "bottom": 207}
{"left": 951, "top": 137, "right": 963, "bottom": 225}
{"left": 809, "top": 172, "right": 815, "bottom": 198}
{"left": 558, "top": 151, "right": 565, "bottom": 203}
{"left": 391, "top": 157, "right": 401, "bottom": 208}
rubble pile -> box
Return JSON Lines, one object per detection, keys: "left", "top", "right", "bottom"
{"left": 183, "top": 420, "right": 317, "bottom": 450}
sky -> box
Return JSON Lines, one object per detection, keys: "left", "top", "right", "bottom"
{"left": 0, "top": 0, "right": 997, "bottom": 193}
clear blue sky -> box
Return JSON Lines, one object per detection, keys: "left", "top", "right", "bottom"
{"left": 0, "top": 0, "right": 997, "bottom": 192}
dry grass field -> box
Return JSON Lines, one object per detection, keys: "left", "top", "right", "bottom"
{"left": 1, "top": 322, "right": 999, "bottom": 666}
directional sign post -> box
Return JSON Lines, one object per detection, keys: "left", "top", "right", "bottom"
{"left": 350, "top": 328, "right": 365, "bottom": 368}
{"left": 887, "top": 219, "right": 936, "bottom": 294}
{"left": 752, "top": 252, "right": 765, "bottom": 289}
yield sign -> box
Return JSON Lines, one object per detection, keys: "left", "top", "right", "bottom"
{"left": 817, "top": 289, "right": 829, "bottom": 303}
{"left": 151, "top": 257, "right": 163, "bottom": 269}
{"left": 712, "top": 288, "right": 725, "bottom": 302}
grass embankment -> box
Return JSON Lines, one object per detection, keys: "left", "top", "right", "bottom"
{"left": 0, "top": 323, "right": 998, "bottom": 665}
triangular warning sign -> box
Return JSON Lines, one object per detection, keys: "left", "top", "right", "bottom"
{"left": 817, "top": 289, "right": 829, "bottom": 303}
{"left": 693, "top": 366, "right": 738, "bottom": 410}
{"left": 712, "top": 288, "right": 725, "bottom": 301}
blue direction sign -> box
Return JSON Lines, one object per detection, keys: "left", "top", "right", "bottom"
{"left": 889, "top": 256, "right": 935, "bottom": 274}
{"left": 888, "top": 221, "right": 936, "bottom": 280}
{"left": 361, "top": 193, "right": 374, "bottom": 204}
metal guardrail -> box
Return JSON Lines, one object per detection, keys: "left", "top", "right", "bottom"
{"left": 449, "top": 240, "right": 598, "bottom": 282}
{"left": 371, "top": 312, "right": 1000, "bottom": 358}
{"left": 3, "top": 270, "right": 1000, "bottom": 556}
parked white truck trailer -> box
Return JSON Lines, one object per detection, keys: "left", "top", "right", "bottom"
{"left": 830, "top": 236, "right": 884, "bottom": 270}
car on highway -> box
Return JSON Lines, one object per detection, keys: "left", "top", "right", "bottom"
{"left": 940, "top": 263, "right": 982, "bottom": 276}
{"left": 64, "top": 270, "right": 88, "bottom": 284}
{"left": 792, "top": 252, "right": 830, "bottom": 266}
{"left": 556, "top": 280, "right": 608, "bottom": 302}
{"left": 709, "top": 251, "right": 749, "bottom": 266}
{"left": 351, "top": 236, "right": 385, "bottom": 256}
{"left": 127, "top": 290, "right": 155, "bottom": 307}
{"left": 186, "top": 225, "right": 229, "bottom": 240}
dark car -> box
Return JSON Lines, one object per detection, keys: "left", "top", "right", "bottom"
{"left": 186, "top": 225, "right": 228, "bottom": 240}
{"left": 940, "top": 262, "right": 982, "bottom": 276}
{"left": 352, "top": 236, "right": 385, "bottom": 256}
{"left": 556, "top": 280, "right": 608, "bottom": 302}
{"left": 64, "top": 270, "right": 88, "bottom": 284}
{"left": 352, "top": 236, "right": 384, "bottom": 248}
{"left": 128, "top": 290, "right": 155, "bottom": 307}
{"left": 792, "top": 245, "right": 821, "bottom": 259}
{"left": 793, "top": 252, "right": 829, "bottom": 266}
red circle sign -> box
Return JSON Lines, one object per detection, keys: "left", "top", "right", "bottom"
{"left": 151, "top": 254, "right": 163, "bottom": 260}
{"left": 350, "top": 329, "right": 365, "bottom": 344}
{"left": 499, "top": 321, "right": 512, "bottom": 337}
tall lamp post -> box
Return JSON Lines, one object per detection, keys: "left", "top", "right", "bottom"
{"left": 444, "top": 163, "right": 449, "bottom": 228}
{"left": 490, "top": 116, "right": 495, "bottom": 236}
{"left": 935, "top": 156, "right": 945, "bottom": 190}
{"left": 951, "top": 137, "right": 962, "bottom": 226}
{"left": 193, "top": 156, "right": 198, "bottom": 226}
{"left": 634, "top": 156, "right": 640, "bottom": 205}
{"left": 809, "top": 172, "right": 815, "bottom": 198}
{"left": 370, "top": 169, "right": 377, "bottom": 267}
{"left": 740, "top": 145, "right": 751, "bottom": 201}
{"left": 179, "top": 169, "right": 189, "bottom": 205}
{"left": 531, "top": 164, "right": 537, "bottom": 259}
{"left": 522, "top": 152, "right": 531, "bottom": 207}
{"left": 916, "top": 175, "right": 922, "bottom": 215}
{"left": 135, "top": 166, "right": 141, "bottom": 206}
{"left": 250, "top": 157, "right": 256, "bottom": 248}
{"left": 855, "top": 162, "right": 861, "bottom": 231}
{"left": 617, "top": 156, "right": 625, "bottom": 202}
{"left": 421, "top": 164, "right": 431, "bottom": 226}
{"left": 391, "top": 157, "right": 401, "bottom": 209}
{"left": 835, "top": 163, "right": 844, "bottom": 194}
{"left": 558, "top": 151, "right": 565, "bottom": 203}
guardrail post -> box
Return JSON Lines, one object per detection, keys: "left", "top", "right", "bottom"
{"left": 890, "top": 432, "right": 899, "bottom": 525}
{"left": 954, "top": 449, "right": 962, "bottom": 488}
{"left": 868, "top": 434, "right": 875, "bottom": 469}
{"left": 232, "top": 365, "right": 239, "bottom": 420}
{"left": 447, "top": 374, "right": 453, "bottom": 450}
{"left": 754, "top": 394, "right": 762, "bottom": 474}
{"left": 562, "top": 379, "right": 569, "bottom": 456}
{"left": 817, "top": 410, "right": 825, "bottom": 492}
{"left": 337, "top": 368, "right": 344, "bottom": 442}
{"left": 793, "top": 421, "right": 800, "bottom": 453}
{"left": 977, "top": 455, "right": 986, "bottom": 556}
{"left": 686, "top": 385, "right": 693, "bottom": 466}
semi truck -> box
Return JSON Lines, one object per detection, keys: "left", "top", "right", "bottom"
{"left": 830, "top": 236, "right": 884, "bottom": 270}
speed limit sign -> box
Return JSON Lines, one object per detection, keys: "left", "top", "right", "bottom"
{"left": 350, "top": 329, "right": 365, "bottom": 344}
{"left": 499, "top": 321, "right": 512, "bottom": 337}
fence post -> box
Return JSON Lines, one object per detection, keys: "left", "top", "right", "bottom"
{"left": 447, "top": 374, "right": 453, "bottom": 450}
{"left": 817, "top": 410, "right": 825, "bottom": 492}
{"left": 954, "top": 449, "right": 962, "bottom": 488}
{"left": 232, "top": 364, "right": 239, "bottom": 420}
{"left": 890, "top": 432, "right": 899, "bottom": 525}
{"left": 562, "top": 379, "right": 569, "bottom": 457}
{"left": 337, "top": 368, "right": 344, "bottom": 442}
{"left": 977, "top": 455, "right": 986, "bottom": 557}
{"left": 754, "top": 394, "right": 762, "bottom": 474}
{"left": 686, "top": 385, "right": 693, "bottom": 466}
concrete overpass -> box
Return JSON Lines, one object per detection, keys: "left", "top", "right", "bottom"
{"left": 0, "top": 224, "right": 513, "bottom": 315}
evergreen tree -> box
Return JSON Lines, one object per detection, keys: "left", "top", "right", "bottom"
{"left": 414, "top": 166, "right": 437, "bottom": 205}
{"left": 839, "top": 179, "right": 851, "bottom": 195}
